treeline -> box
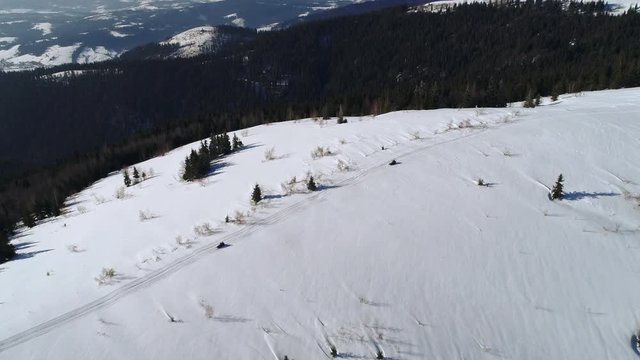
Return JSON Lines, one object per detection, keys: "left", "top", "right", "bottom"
{"left": 1, "top": 0, "right": 640, "bottom": 262}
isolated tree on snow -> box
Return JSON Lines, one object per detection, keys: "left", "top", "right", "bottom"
{"left": 550, "top": 174, "right": 564, "bottom": 200}
{"left": 133, "top": 167, "right": 140, "bottom": 183}
{"left": 307, "top": 176, "right": 317, "bottom": 191}
{"left": 251, "top": 184, "right": 262, "bottom": 204}
{"left": 123, "top": 169, "right": 132, "bottom": 187}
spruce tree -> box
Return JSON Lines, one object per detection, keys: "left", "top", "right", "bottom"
{"left": 551, "top": 174, "right": 564, "bottom": 200}
{"left": 133, "top": 167, "right": 140, "bottom": 183}
{"left": 0, "top": 233, "right": 15, "bottom": 263}
{"left": 232, "top": 133, "right": 243, "bottom": 150}
{"left": 123, "top": 169, "right": 132, "bottom": 187}
{"left": 307, "top": 176, "right": 317, "bottom": 191}
{"left": 251, "top": 184, "right": 262, "bottom": 204}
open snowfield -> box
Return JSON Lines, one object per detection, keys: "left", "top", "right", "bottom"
{"left": 1, "top": 88, "right": 640, "bottom": 359}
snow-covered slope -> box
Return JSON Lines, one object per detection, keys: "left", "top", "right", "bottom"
{"left": 159, "top": 26, "right": 223, "bottom": 58}
{"left": 2, "top": 88, "right": 640, "bottom": 359}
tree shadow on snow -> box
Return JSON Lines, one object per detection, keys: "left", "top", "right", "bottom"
{"left": 14, "top": 248, "right": 53, "bottom": 261}
{"left": 206, "top": 161, "right": 233, "bottom": 177}
{"left": 563, "top": 191, "right": 620, "bottom": 201}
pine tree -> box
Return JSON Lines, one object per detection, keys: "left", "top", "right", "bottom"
{"left": 232, "top": 133, "right": 243, "bottom": 150}
{"left": 0, "top": 232, "right": 15, "bottom": 263}
{"left": 123, "top": 169, "right": 132, "bottom": 187}
{"left": 307, "top": 176, "right": 317, "bottom": 191}
{"left": 133, "top": 167, "right": 140, "bottom": 183}
{"left": 251, "top": 184, "right": 262, "bottom": 204}
{"left": 551, "top": 174, "right": 564, "bottom": 200}
{"left": 22, "top": 212, "right": 36, "bottom": 228}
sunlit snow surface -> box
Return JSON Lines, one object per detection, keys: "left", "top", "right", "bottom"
{"left": 1, "top": 88, "right": 640, "bottom": 359}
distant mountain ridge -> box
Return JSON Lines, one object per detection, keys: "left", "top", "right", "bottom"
{"left": 120, "top": 26, "right": 256, "bottom": 61}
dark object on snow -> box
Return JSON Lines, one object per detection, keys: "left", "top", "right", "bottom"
{"left": 389, "top": 160, "right": 398, "bottom": 166}
{"left": 550, "top": 173, "right": 564, "bottom": 200}
{"left": 217, "top": 242, "right": 229, "bottom": 249}
{"left": 381, "top": 146, "right": 385, "bottom": 150}
{"left": 631, "top": 334, "right": 640, "bottom": 357}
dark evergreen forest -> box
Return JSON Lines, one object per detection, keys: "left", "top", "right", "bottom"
{"left": 1, "top": 0, "right": 639, "bottom": 262}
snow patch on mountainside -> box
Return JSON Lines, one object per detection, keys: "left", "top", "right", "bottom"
{"left": 109, "top": 30, "right": 131, "bottom": 38}
{"left": 76, "top": 46, "right": 118, "bottom": 63}
{"left": 0, "top": 43, "right": 81, "bottom": 70}
{"left": 160, "top": 26, "right": 222, "bottom": 58}
{"left": 0, "top": 37, "right": 17, "bottom": 44}
{"left": 1, "top": 88, "right": 640, "bottom": 359}
{"left": 31, "top": 22, "right": 53, "bottom": 35}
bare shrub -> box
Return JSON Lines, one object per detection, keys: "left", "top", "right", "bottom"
{"left": 138, "top": 210, "right": 156, "bottom": 222}
{"left": 77, "top": 206, "right": 88, "bottom": 214}
{"left": 193, "top": 222, "right": 215, "bottom": 237}
{"left": 114, "top": 186, "right": 130, "bottom": 200}
{"left": 199, "top": 300, "right": 215, "bottom": 319}
{"left": 233, "top": 210, "right": 247, "bottom": 224}
{"left": 339, "top": 138, "right": 347, "bottom": 145}
{"left": 477, "top": 178, "right": 485, "bottom": 186}
{"left": 311, "top": 146, "right": 332, "bottom": 159}
{"left": 502, "top": 149, "right": 514, "bottom": 157}
{"left": 95, "top": 267, "right": 117, "bottom": 285}
{"left": 92, "top": 194, "right": 107, "bottom": 204}
{"left": 337, "top": 159, "right": 352, "bottom": 172}
{"left": 175, "top": 236, "right": 194, "bottom": 249}
{"left": 411, "top": 130, "right": 421, "bottom": 140}
{"left": 281, "top": 176, "right": 299, "bottom": 195}
{"left": 264, "top": 147, "right": 276, "bottom": 161}
{"left": 67, "top": 244, "right": 83, "bottom": 253}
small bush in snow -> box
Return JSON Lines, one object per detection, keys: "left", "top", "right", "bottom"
{"left": 95, "top": 267, "right": 116, "bottom": 285}
{"left": 114, "top": 186, "right": 129, "bottom": 200}
{"left": 477, "top": 178, "right": 485, "bottom": 186}
{"left": 77, "top": 205, "right": 88, "bottom": 214}
{"left": 193, "top": 222, "right": 215, "bottom": 237}
{"left": 175, "top": 236, "right": 193, "bottom": 249}
{"left": 93, "top": 195, "right": 107, "bottom": 205}
{"left": 281, "top": 176, "right": 298, "bottom": 195}
{"left": 311, "top": 146, "right": 332, "bottom": 159}
{"left": 337, "top": 159, "right": 351, "bottom": 172}
{"left": 138, "top": 209, "right": 156, "bottom": 222}
{"left": 376, "top": 350, "right": 384, "bottom": 359}
{"left": 339, "top": 138, "right": 347, "bottom": 145}
{"left": 264, "top": 147, "right": 276, "bottom": 161}
{"left": 233, "top": 211, "right": 247, "bottom": 224}
{"left": 411, "top": 130, "right": 421, "bottom": 140}
{"left": 199, "top": 300, "right": 215, "bottom": 319}
{"left": 67, "top": 244, "right": 83, "bottom": 253}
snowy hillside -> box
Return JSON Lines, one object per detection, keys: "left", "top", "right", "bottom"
{"left": 1, "top": 88, "right": 640, "bottom": 359}
{"left": 159, "top": 26, "right": 225, "bottom": 58}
